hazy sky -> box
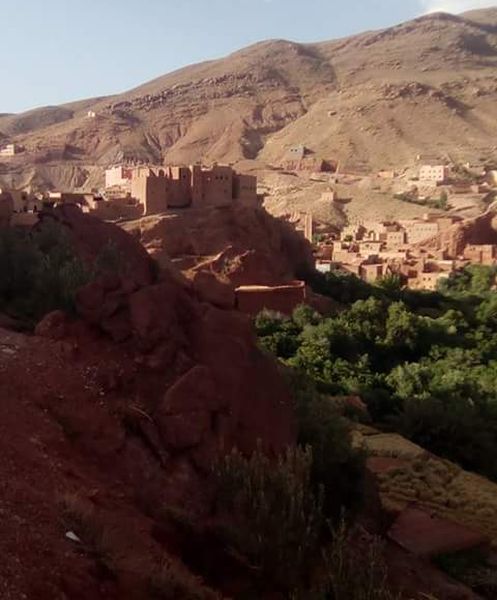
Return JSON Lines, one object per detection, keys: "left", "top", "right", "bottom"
{"left": 1, "top": 0, "right": 494, "bottom": 113}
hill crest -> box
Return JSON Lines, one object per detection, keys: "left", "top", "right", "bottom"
{"left": 1, "top": 7, "right": 497, "bottom": 191}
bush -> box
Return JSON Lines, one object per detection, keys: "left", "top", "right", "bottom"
{"left": 323, "top": 520, "right": 402, "bottom": 600}
{"left": 255, "top": 287, "right": 497, "bottom": 482}
{"left": 0, "top": 222, "right": 90, "bottom": 325}
{"left": 215, "top": 444, "right": 323, "bottom": 592}
{"left": 435, "top": 548, "right": 497, "bottom": 598}
{"left": 0, "top": 222, "right": 129, "bottom": 328}
{"left": 289, "top": 373, "right": 365, "bottom": 519}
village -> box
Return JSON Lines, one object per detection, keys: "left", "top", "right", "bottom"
{"left": 280, "top": 146, "right": 497, "bottom": 291}
{"left": 0, "top": 162, "right": 260, "bottom": 227}
{"left": 1, "top": 143, "right": 497, "bottom": 293}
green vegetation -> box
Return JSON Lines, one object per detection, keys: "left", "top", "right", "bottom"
{"left": 0, "top": 222, "right": 90, "bottom": 326}
{"left": 288, "top": 368, "right": 365, "bottom": 519}
{"left": 215, "top": 445, "right": 324, "bottom": 593}
{"left": 435, "top": 549, "right": 497, "bottom": 599}
{"left": 215, "top": 444, "right": 399, "bottom": 598}
{"left": 0, "top": 222, "right": 124, "bottom": 327}
{"left": 438, "top": 264, "right": 497, "bottom": 296}
{"left": 256, "top": 266, "right": 497, "bottom": 481}
{"left": 394, "top": 189, "right": 450, "bottom": 211}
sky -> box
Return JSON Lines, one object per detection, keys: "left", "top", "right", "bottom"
{"left": 0, "top": 0, "right": 495, "bottom": 114}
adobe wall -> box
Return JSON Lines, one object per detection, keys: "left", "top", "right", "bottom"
{"left": 201, "top": 167, "right": 233, "bottom": 207}
{"left": 406, "top": 222, "right": 439, "bottom": 244}
{"left": 90, "top": 202, "right": 144, "bottom": 221}
{"left": 235, "top": 282, "right": 306, "bottom": 316}
{"left": 167, "top": 168, "right": 192, "bottom": 208}
{"left": 132, "top": 175, "right": 168, "bottom": 215}
{"left": 105, "top": 166, "right": 132, "bottom": 188}
{"left": 233, "top": 174, "right": 258, "bottom": 205}
{"left": 190, "top": 165, "right": 203, "bottom": 207}
{"left": 463, "top": 244, "right": 496, "bottom": 265}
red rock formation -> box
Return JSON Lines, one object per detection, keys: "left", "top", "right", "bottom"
{"left": 388, "top": 506, "right": 489, "bottom": 558}
{"left": 0, "top": 205, "right": 297, "bottom": 596}
{"left": 121, "top": 205, "right": 315, "bottom": 287}
{"left": 41, "top": 204, "right": 296, "bottom": 471}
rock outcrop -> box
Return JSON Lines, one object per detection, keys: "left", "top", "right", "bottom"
{"left": 0, "top": 206, "right": 296, "bottom": 596}
{"left": 121, "top": 205, "right": 315, "bottom": 287}
{"left": 47, "top": 205, "right": 296, "bottom": 462}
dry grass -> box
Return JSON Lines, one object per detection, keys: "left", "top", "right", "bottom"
{"left": 351, "top": 425, "right": 497, "bottom": 547}
{"left": 353, "top": 430, "right": 426, "bottom": 460}
{"left": 374, "top": 454, "right": 497, "bottom": 546}
{"left": 322, "top": 520, "right": 403, "bottom": 600}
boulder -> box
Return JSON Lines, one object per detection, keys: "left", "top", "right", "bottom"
{"left": 192, "top": 271, "right": 235, "bottom": 309}
{"left": 388, "top": 507, "right": 489, "bottom": 558}
{"left": 160, "top": 365, "right": 225, "bottom": 415}
{"left": 34, "top": 310, "right": 68, "bottom": 340}
{"left": 128, "top": 280, "right": 194, "bottom": 349}
{"left": 31, "top": 212, "right": 296, "bottom": 493}
{"left": 158, "top": 410, "right": 212, "bottom": 450}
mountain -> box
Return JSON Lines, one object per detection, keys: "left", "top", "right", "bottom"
{"left": 1, "top": 8, "right": 497, "bottom": 192}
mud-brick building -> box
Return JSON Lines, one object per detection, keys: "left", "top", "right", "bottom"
{"left": 130, "top": 164, "right": 258, "bottom": 215}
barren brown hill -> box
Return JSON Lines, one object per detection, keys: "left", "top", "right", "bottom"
{"left": 1, "top": 8, "right": 497, "bottom": 192}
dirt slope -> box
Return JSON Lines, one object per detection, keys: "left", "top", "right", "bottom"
{"left": 1, "top": 8, "right": 497, "bottom": 193}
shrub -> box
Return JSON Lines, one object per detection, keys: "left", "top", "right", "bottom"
{"left": 0, "top": 222, "right": 90, "bottom": 325}
{"left": 323, "top": 520, "right": 402, "bottom": 600}
{"left": 435, "top": 548, "right": 497, "bottom": 598}
{"left": 215, "top": 444, "right": 323, "bottom": 592}
{"left": 289, "top": 373, "right": 365, "bottom": 519}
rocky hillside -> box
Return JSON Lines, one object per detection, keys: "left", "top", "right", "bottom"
{"left": 0, "top": 206, "right": 295, "bottom": 598}
{"left": 121, "top": 204, "right": 316, "bottom": 288}
{"left": 1, "top": 8, "right": 497, "bottom": 191}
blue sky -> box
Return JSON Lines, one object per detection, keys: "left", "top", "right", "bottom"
{"left": 0, "top": 0, "right": 494, "bottom": 113}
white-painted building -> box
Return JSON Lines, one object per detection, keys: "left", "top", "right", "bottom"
{"left": 105, "top": 165, "right": 133, "bottom": 189}
{"left": 419, "top": 165, "right": 449, "bottom": 183}
{"left": 0, "top": 143, "right": 19, "bottom": 157}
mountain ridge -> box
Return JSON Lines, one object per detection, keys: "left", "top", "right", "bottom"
{"left": 1, "top": 7, "right": 497, "bottom": 191}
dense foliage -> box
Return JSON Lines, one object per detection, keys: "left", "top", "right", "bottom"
{"left": 0, "top": 222, "right": 123, "bottom": 328}
{"left": 257, "top": 267, "right": 497, "bottom": 480}
{"left": 0, "top": 223, "right": 89, "bottom": 326}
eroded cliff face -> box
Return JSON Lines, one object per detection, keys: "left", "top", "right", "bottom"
{"left": 0, "top": 206, "right": 295, "bottom": 598}
{"left": 120, "top": 204, "right": 315, "bottom": 288}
